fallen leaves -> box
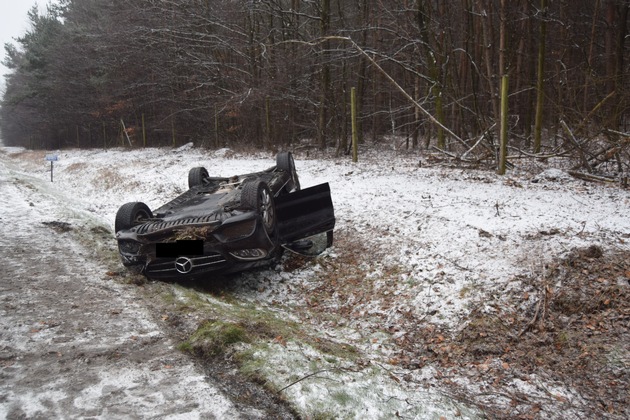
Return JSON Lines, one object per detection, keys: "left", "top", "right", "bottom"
{"left": 273, "top": 335, "right": 287, "bottom": 346}
{"left": 552, "top": 394, "right": 568, "bottom": 403}
{"left": 389, "top": 247, "right": 630, "bottom": 419}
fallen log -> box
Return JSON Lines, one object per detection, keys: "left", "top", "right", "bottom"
{"left": 567, "top": 170, "right": 616, "bottom": 183}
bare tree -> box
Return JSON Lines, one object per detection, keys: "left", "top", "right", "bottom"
{"left": 1, "top": 0, "right": 628, "bottom": 177}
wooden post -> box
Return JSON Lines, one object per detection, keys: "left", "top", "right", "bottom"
{"left": 142, "top": 113, "right": 147, "bottom": 148}
{"left": 534, "top": 0, "right": 547, "bottom": 153}
{"left": 214, "top": 106, "right": 219, "bottom": 148}
{"left": 351, "top": 87, "right": 358, "bottom": 163}
{"left": 498, "top": 75, "right": 509, "bottom": 175}
{"left": 265, "top": 96, "right": 271, "bottom": 150}
{"left": 171, "top": 117, "right": 176, "bottom": 147}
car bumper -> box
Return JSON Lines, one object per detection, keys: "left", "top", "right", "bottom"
{"left": 116, "top": 213, "right": 277, "bottom": 279}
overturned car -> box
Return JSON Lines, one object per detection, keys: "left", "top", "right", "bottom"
{"left": 114, "top": 152, "right": 335, "bottom": 280}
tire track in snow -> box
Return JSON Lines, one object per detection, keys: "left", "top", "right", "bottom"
{"left": 0, "top": 157, "right": 245, "bottom": 419}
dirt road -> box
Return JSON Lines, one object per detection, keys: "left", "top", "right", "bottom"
{"left": 0, "top": 158, "right": 288, "bottom": 419}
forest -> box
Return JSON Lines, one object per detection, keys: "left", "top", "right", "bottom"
{"left": 1, "top": 0, "right": 629, "bottom": 168}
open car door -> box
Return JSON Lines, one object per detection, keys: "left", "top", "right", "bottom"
{"left": 275, "top": 183, "right": 335, "bottom": 254}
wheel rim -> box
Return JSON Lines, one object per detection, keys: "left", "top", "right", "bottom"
{"left": 260, "top": 188, "right": 275, "bottom": 232}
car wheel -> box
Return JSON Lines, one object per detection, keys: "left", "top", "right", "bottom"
{"left": 241, "top": 181, "right": 276, "bottom": 235}
{"left": 276, "top": 152, "right": 300, "bottom": 193}
{"left": 115, "top": 202, "right": 153, "bottom": 232}
{"left": 188, "top": 167, "right": 209, "bottom": 188}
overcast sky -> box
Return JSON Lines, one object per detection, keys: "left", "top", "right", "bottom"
{"left": 0, "top": 0, "right": 57, "bottom": 89}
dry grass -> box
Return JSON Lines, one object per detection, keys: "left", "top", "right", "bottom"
{"left": 2, "top": 150, "right": 48, "bottom": 169}
{"left": 65, "top": 162, "right": 89, "bottom": 172}
{"left": 91, "top": 168, "right": 127, "bottom": 190}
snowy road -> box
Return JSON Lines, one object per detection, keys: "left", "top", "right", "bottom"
{"left": 0, "top": 156, "right": 260, "bottom": 419}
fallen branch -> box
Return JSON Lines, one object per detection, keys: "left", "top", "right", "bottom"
{"left": 603, "top": 128, "right": 630, "bottom": 138}
{"left": 278, "top": 369, "right": 337, "bottom": 393}
{"left": 436, "top": 253, "right": 472, "bottom": 272}
{"left": 430, "top": 146, "right": 459, "bottom": 159}
{"left": 575, "top": 90, "right": 616, "bottom": 135}
{"left": 461, "top": 123, "right": 496, "bottom": 160}
{"left": 506, "top": 145, "right": 571, "bottom": 159}
{"left": 518, "top": 299, "right": 542, "bottom": 337}
{"left": 585, "top": 144, "right": 621, "bottom": 168}
{"left": 560, "top": 120, "right": 592, "bottom": 173}
{"left": 567, "top": 170, "right": 616, "bottom": 183}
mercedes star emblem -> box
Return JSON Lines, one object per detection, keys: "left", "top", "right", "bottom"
{"left": 174, "top": 257, "right": 193, "bottom": 274}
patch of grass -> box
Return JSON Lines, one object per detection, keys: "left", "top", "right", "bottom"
{"left": 182, "top": 289, "right": 213, "bottom": 307}
{"left": 124, "top": 273, "right": 147, "bottom": 286}
{"left": 324, "top": 356, "right": 338, "bottom": 364}
{"left": 313, "top": 338, "right": 359, "bottom": 361}
{"left": 459, "top": 284, "right": 480, "bottom": 298}
{"left": 177, "top": 341, "right": 193, "bottom": 353}
{"left": 235, "top": 345, "right": 271, "bottom": 381}
{"left": 182, "top": 320, "right": 250, "bottom": 357}
{"left": 248, "top": 312, "right": 358, "bottom": 361}
{"left": 555, "top": 330, "right": 570, "bottom": 347}
{"left": 309, "top": 410, "right": 338, "bottom": 420}
{"left": 160, "top": 290, "right": 177, "bottom": 305}
{"left": 331, "top": 390, "right": 354, "bottom": 406}
{"left": 169, "top": 286, "right": 359, "bottom": 362}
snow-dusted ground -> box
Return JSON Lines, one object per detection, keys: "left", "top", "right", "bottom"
{"left": 0, "top": 149, "right": 282, "bottom": 419}
{"left": 2, "top": 144, "right": 629, "bottom": 418}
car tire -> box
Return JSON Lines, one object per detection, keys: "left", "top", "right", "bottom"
{"left": 115, "top": 202, "right": 153, "bottom": 232}
{"left": 241, "top": 180, "right": 276, "bottom": 235}
{"left": 188, "top": 167, "right": 209, "bottom": 188}
{"left": 276, "top": 152, "right": 300, "bottom": 193}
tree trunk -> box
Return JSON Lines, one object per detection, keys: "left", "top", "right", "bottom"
{"left": 498, "top": 75, "right": 509, "bottom": 175}
{"left": 416, "top": 0, "right": 445, "bottom": 148}
{"left": 613, "top": 0, "right": 629, "bottom": 129}
{"left": 497, "top": 0, "right": 509, "bottom": 173}
{"left": 317, "top": 0, "right": 331, "bottom": 150}
{"left": 478, "top": 0, "right": 500, "bottom": 128}
{"left": 583, "top": 0, "right": 601, "bottom": 115}
{"left": 533, "top": 0, "right": 547, "bottom": 153}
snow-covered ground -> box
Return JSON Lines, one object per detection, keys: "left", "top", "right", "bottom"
{"left": 0, "top": 150, "right": 249, "bottom": 419}
{"left": 2, "top": 144, "right": 629, "bottom": 418}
